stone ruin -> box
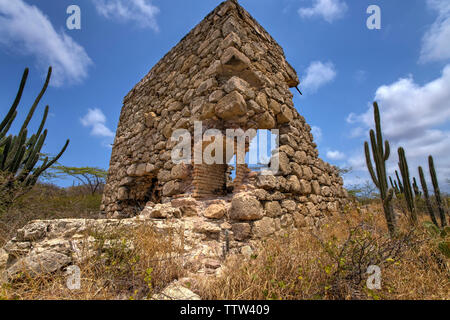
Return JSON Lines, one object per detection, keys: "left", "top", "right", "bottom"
{"left": 1, "top": 0, "right": 350, "bottom": 285}
{"left": 101, "top": 0, "right": 348, "bottom": 240}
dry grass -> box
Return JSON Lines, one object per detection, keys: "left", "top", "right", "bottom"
{"left": 194, "top": 204, "right": 449, "bottom": 300}
{"left": 0, "top": 183, "right": 102, "bottom": 247}
{"left": 1, "top": 224, "right": 186, "bottom": 300}
{"left": 1, "top": 182, "right": 449, "bottom": 300}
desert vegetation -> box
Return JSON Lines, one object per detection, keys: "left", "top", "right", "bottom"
{"left": 0, "top": 69, "right": 448, "bottom": 300}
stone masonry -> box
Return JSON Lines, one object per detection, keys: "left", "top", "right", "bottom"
{"left": 101, "top": 0, "right": 348, "bottom": 238}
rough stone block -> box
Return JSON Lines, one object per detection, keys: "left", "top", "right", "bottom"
{"left": 220, "top": 47, "right": 251, "bottom": 71}
{"left": 253, "top": 217, "right": 276, "bottom": 238}
{"left": 230, "top": 193, "right": 263, "bottom": 221}
{"left": 232, "top": 223, "right": 251, "bottom": 241}
{"left": 215, "top": 91, "right": 247, "bottom": 120}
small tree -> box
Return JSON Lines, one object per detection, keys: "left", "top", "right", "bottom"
{"left": 51, "top": 166, "right": 107, "bottom": 195}
{"left": 336, "top": 166, "right": 352, "bottom": 176}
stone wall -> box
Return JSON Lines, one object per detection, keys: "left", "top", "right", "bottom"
{"left": 101, "top": 0, "right": 348, "bottom": 236}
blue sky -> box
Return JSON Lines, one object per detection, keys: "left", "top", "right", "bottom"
{"left": 1, "top": 0, "right": 449, "bottom": 190}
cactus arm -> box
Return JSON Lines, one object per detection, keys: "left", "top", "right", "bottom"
{"left": 0, "top": 68, "right": 28, "bottom": 133}
{"left": 29, "top": 139, "right": 70, "bottom": 184}
{"left": 419, "top": 166, "right": 438, "bottom": 227}
{"left": 19, "top": 67, "right": 51, "bottom": 134}
{"left": 389, "top": 176, "right": 395, "bottom": 190}
{"left": 0, "top": 136, "right": 12, "bottom": 170}
{"left": 0, "top": 111, "right": 17, "bottom": 142}
{"left": 6, "top": 129, "right": 27, "bottom": 172}
{"left": 365, "top": 141, "right": 379, "bottom": 188}
{"left": 10, "top": 145, "right": 25, "bottom": 174}
{"left": 395, "top": 170, "right": 404, "bottom": 193}
{"left": 429, "top": 156, "right": 447, "bottom": 227}
{"left": 412, "top": 177, "right": 421, "bottom": 198}
{"left": 373, "top": 102, "right": 383, "bottom": 154}
{"left": 34, "top": 105, "right": 49, "bottom": 140}
{"left": 398, "top": 147, "right": 417, "bottom": 224}
{"left": 384, "top": 140, "right": 390, "bottom": 161}
{"left": 23, "top": 130, "right": 47, "bottom": 173}
{"left": 369, "top": 130, "right": 384, "bottom": 191}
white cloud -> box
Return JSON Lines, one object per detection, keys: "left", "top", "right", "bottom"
{"left": 347, "top": 65, "right": 450, "bottom": 191}
{"left": 0, "top": 0, "right": 92, "bottom": 86}
{"left": 311, "top": 126, "right": 323, "bottom": 143}
{"left": 354, "top": 70, "right": 367, "bottom": 83}
{"left": 299, "top": 0, "right": 348, "bottom": 23}
{"left": 93, "top": 0, "right": 160, "bottom": 32}
{"left": 81, "top": 108, "right": 115, "bottom": 138}
{"left": 301, "top": 61, "right": 337, "bottom": 93}
{"left": 420, "top": 0, "right": 450, "bottom": 63}
{"left": 326, "top": 150, "right": 346, "bottom": 160}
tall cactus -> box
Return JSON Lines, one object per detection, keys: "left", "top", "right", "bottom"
{"left": 429, "top": 156, "right": 447, "bottom": 227}
{"left": 398, "top": 147, "right": 417, "bottom": 224}
{"left": 412, "top": 177, "right": 421, "bottom": 198}
{"left": 0, "top": 67, "right": 69, "bottom": 201}
{"left": 418, "top": 166, "right": 439, "bottom": 227}
{"left": 389, "top": 176, "right": 401, "bottom": 196}
{"left": 395, "top": 170, "right": 404, "bottom": 194}
{"left": 364, "top": 102, "right": 396, "bottom": 236}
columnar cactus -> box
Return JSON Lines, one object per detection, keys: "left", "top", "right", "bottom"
{"left": 429, "top": 156, "right": 447, "bottom": 227}
{"left": 418, "top": 166, "right": 439, "bottom": 227}
{"left": 0, "top": 67, "right": 69, "bottom": 197}
{"left": 398, "top": 147, "right": 417, "bottom": 224}
{"left": 412, "top": 177, "right": 421, "bottom": 198}
{"left": 395, "top": 170, "right": 404, "bottom": 194}
{"left": 389, "top": 176, "right": 401, "bottom": 196}
{"left": 364, "top": 102, "right": 396, "bottom": 236}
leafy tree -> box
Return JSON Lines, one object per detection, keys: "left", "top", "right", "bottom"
{"left": 337, "top": 166, "right": 352, "bottom": 176}
{"left": 347, "top": 180, "right": 378, "bottom": 200}
{"left": 50, "top": 166, "right": 107, "bottom": 195}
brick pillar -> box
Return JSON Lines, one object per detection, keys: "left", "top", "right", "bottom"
{"left": 193, "top": 164, "right": 228, "bottom": 198}
{"left": 233, "top": 164, "right": 251, "bottom": 193}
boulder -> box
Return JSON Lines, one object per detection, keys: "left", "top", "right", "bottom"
{"left": 253, "top": 217, "right": 276, "bottom": 238}
{"left": 204, "top": 202, "right": 227, "bottom": 219}
{"left": 143, "top": 204, "right": 181, "bottom": 219}
{"left": 277, "top": 105, "right": 293, "bottom": 123}
{"left": 264, "top": 201, "right": 282, "bottom": 217}
{"left": 281, "top": 200, "right": 297, "bottom": 212}
{"left": 171, "top": 198, "right": 200, "bottom": 217}
{"left": 0, "top": 248, "right": 8, "bottom": 270}
{"left": 232, "top": 223, "right": 251, "bottom": 241}
{"left": 256, "top": 175, "right": 278, "bottom": 190}
{"left": 7, "top": 250, "right": 72, "bottom": 279}
{"left": 215, "top": 91, "right": 247, "bottom": 120}
{"left": 171, "top": 163, "right": 190, "bottom": 180}
{"left": 230, "top": 193, "right": 263, "bottom": 221}
{"left": 152, "top": 281, "right": 201, "bottom": 300}
{"left": 162, "top": 181, "right": 182, "bottom": 197}
{"left": 293, "top": 212, "right": 307, "bottom": 228}
{"left": 256, "top": 111, "right": 276, "bottom": 129}
{"left": 193, "top": 221, "right": 221, "bottom": 235}
{"left": 224, "top": 76, "right": 250, "bottom": 94}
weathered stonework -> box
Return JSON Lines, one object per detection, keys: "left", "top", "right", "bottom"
{"left": 101, "top": 0, "right": 348, "bottom": 239}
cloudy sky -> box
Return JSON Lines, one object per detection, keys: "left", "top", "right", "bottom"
{"left": 0, "top": 0, "right": 449, "bottom": 191}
